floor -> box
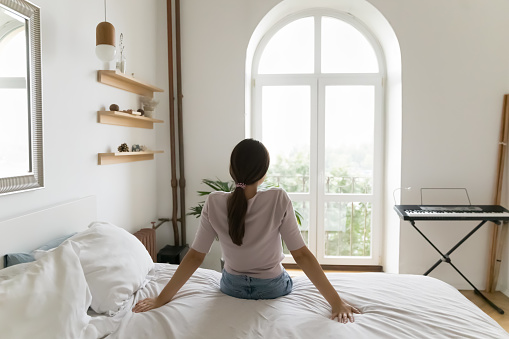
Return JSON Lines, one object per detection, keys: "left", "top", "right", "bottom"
{"left": 460, "top": 290, "right": 509, "bottom": 331}
{"left": 286, "top": 269, "right": 509, "bottom": 332}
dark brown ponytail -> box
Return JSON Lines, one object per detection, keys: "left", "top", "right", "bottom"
{"left": 227, "top": 139, "right": 270, "bottom": 246}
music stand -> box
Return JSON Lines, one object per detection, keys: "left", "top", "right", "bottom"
{"left": 419, "top": 187, "right": 472, "bottom": 206}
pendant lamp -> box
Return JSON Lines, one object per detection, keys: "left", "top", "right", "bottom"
{"left": 95, "top": 0, "right": 116, "bottom": 63}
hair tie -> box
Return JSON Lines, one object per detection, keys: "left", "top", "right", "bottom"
{"left": 236, "top": 183, "right": 246, "bottom": 189}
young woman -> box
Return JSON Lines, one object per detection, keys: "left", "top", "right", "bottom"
{"left": 133, "top": 139, "right": 360, "bottom": 323}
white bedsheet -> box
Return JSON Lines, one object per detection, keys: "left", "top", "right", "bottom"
{"left": 99, "top": 264, "right": 508, "bottom": 339}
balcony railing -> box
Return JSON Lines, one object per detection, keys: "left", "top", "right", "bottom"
{"left": 272, "top": 174, "right": 372, "bottom": 258}
{"left": 266, "top": 175, "right": 372, "bottom": 194}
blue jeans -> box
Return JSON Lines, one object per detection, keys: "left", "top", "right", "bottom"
{"left": 220, "top": 269, "right": 293, "bottom": 300}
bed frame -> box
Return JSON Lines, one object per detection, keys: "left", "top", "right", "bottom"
{"left": 0, "top": 196, "right": 96, "bottom": 269}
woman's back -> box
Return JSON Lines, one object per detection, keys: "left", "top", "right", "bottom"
{"left": 191, "top": 187, "right": 305, "bottom": 279}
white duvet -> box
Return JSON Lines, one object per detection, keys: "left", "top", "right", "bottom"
{"left": 98, "top": 264, "right": 509, "bottom": 339}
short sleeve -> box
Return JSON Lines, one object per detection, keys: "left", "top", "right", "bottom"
{"left": 279, "top": 197, "right": 306, "bottom": 251}
{"left": 190, "top": 198, "right": 218, "bottom": 254}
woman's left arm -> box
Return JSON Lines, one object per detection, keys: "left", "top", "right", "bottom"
{"left": 133, "top": 248, "right": 206, "bottom": 313}
{"left": 290, "top": 245, "right": 361, "bottom": 323}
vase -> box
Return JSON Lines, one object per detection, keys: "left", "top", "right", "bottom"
{"left": 116, "top": 57, "right": 127, "bottom": 74}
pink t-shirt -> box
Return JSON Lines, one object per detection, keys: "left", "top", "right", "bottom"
{"left": 191, "top": 188, "right": 306, "bottom": 279}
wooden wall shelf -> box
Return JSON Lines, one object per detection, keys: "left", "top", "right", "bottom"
{"left": 98, "top": 151, "right": 164, "bottom": 165}
{"left": 98, "top": 111, "right": 164, "bottom": 129}
{"left": 97, "top": 70, "right": 164, "bottom": 98}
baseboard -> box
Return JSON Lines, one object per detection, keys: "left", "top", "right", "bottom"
{"left": 283, "top": 263, "right": 383, "bottom": 272}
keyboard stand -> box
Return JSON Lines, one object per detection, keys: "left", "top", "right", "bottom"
{"left": 408, "top": 219, "right": 504, "bottom": 314}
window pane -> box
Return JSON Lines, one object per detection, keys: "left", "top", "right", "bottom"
{"left": 324, "top": 202, "right": 371, "bottom": 257}
{"left": 283, "top": 200, "right": 310, "bottom": 254}
{"left": 321, "top": 17, "right": 378, "bottom": 73}
{"left": 324, "top": 86, "right": 374, "bottom": 194}
{"left": 262, "top": 86, "right": 310, "bottom": 193}
{"left": 258, "top": 17, "right": 314, "bottom": 74}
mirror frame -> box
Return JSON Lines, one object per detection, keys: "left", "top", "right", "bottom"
{"left": 0, "top": 0, "right": 43, "bottom": 195}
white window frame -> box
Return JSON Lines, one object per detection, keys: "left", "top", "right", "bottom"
{"left": 251, "top": 10, "right": 386, "bottom": 265}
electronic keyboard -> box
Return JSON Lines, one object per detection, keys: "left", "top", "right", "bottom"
{"left": 394, "top": 205, "right": 509, "bottom": 221}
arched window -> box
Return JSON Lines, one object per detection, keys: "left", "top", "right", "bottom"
{"left": 251, "top": 11, "right": 385, "bottom": 265}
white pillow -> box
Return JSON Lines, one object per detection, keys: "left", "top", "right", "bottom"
{"left": 0, "top": 261, "right": 33, "bottom": 281}
{"left": 0, "top": 241, "right": 93, "bottom": 339}
{"left": 67, "top": 221, "right": 154, "bottom": 315}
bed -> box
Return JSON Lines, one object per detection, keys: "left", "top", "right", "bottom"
{"left": 0, "top": 199, "right": 508, "bottom": 339}
{"left": 105, "top": 265, "right": 509, "bottom": 339}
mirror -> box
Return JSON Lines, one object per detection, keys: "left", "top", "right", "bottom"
{"left": 0, "top": 0, "right": 43, "bottom": 195}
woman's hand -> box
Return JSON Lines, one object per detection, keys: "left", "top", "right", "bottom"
{"left": 290, "top": 246, "right": 361, "bottom": 324}
{"left": 132, "top": 249, "right": 207, "bottom": 314}
{"left": 331, "top": 299, "right": 361, "bottom": 323}
{"left": 132, "top": 297, "right": 163, "bottom": 313}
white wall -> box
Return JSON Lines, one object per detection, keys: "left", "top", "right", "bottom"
{"left": 181, "top": 0, "right": 509, "bottom": 290}
{"left": 374, "top": 0, "right": 509, "bottom": 289}
{"left": 0, "top": 0, "right": 171, "bottom": 250}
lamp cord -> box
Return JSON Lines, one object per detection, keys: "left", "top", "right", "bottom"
{"left": 104, "top": 0, "right": 107, "bottom": 21}
{"left": 393, "top": 187, "right": 411, "bottom": 205}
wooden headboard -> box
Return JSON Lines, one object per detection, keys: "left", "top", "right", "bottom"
{"left": 0, "top": 196, "right": 97, "bottom": 269}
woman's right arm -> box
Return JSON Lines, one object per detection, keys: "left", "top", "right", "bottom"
{"left": 132, "top": 248, "right": 206, "bottom": 313}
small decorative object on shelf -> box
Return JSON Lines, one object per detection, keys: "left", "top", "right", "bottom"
{"left": 120, "top": 109, "right": 136, "bottom": 116}
{"left": 140, "top": 96, "right": 159, "bottom": 118}
{"left": 140, "top": 145, "right": 148, "bottom": 151}
{"left": 137, "top": 108, "right": 145, "bottom": 116}
{"left": 109, "top": 104, "right": 120, "bottom": 111}
{"left": 116, "top": 33, "right": 127, "bottom": 74}
{"left": 132, "top": 144, "right": 141, "bottom": 152}
{"left": 117, "top": 143, "right": 129, "bottom": 152}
